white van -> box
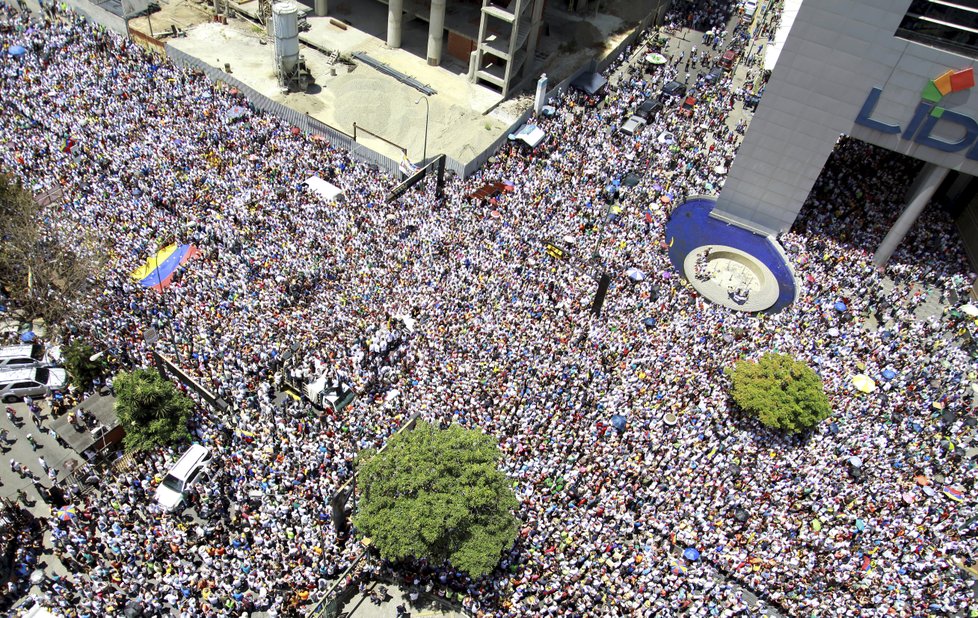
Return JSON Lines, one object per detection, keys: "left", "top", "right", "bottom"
{"left": 0, "top": 367, "right": 67, "bottom": 402}
{"left": 155, "top": 444, "right": 213, "bottom": 511}
{"left": 0, "top": 344, "right": 46, "bottom": 370}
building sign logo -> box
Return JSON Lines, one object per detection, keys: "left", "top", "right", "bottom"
{"left": 856, "top": 67, "right": 978, "bottom": 159}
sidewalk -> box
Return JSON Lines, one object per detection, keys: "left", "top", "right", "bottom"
{"left": 341, "top": 580, "right": 466, "bottom": 618}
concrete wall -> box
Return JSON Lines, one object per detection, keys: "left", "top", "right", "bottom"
{"left": 64, "top": 0, "right": 128, "bottom": 35}
{"left": 714, "top": 0, "right": 978, "bottom": 235}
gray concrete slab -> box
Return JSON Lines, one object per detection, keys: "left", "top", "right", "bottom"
{"left": 124, "top": 0, "right": 658, "bottom": 166}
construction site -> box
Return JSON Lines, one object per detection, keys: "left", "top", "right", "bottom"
{"left": 72, "top": 0, "right": 669, "bottom": 165}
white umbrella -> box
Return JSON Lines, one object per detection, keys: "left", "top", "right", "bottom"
{"left": 625, "top": 268, "right": 646, "bottom": 282}
{"left": 961, "top": 304, "right": 978, "bottom": 317}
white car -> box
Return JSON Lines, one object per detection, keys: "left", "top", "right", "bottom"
{"left": 620, "top": 115, "right": 647, "bottom": 136}
{"left": 0, "top": 367, "right": 67, "bottom": 403}
{"left": 743, "top": 1, "right": 758, "bottom": 17}
{"left": 155, "top": 444, "right": 213, "bottom": 512}
{"left": 657, "top": 131, "right": 677, "bottom": 145}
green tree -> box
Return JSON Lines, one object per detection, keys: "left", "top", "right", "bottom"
{"left": 62, "top": 340, "right": 105, "bottom": 391}
{"left": 727, "top": 352, "right": 831, "bottom": 433}
{"left": 353, "top": 421, "right": 519, "bottom": 579}
{"left": 114, "top": 368, "right": 194, "bottom": 452}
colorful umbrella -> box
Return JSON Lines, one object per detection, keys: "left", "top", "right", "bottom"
{"left": 811, "top": 518, "right": 822, "bottom": 531}
{"left": 834, "top": 301, "right": 847, "bottom": 312}
{"left": 881, "top": 369, "right": 897, "bottom": 381}
{"left": 645, "top": 53, "right": 668, "bottom": 65}
{"left": 855, "top": 518, "right": 866, "bottom": 532}
{"left": 8, "top": 45, "right": 26, "bottom": 57}
{"left": 852, "top": 375, "right": 876, "bottom": 393}
{"left": 226, "top": 105, "right": 249, "bottom": 121}
{"left": 55, "top": 505, "right": 77, "bottom": 522}
{"left": 610, "top": 414, "right": 627, "bottom": 432}
{"left": 683, "top": 547, "right": 700, "bottom": 561}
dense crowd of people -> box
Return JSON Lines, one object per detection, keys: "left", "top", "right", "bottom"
{"left": 0, "top": 0, "right": 976, "bottom": 616}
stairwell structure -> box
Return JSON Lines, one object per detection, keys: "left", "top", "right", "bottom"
{"left": 472, "top": 0, "right": 544, "bottom": 97}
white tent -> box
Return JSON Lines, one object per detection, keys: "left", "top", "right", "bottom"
{"left": 304, "top": 176, "right": 346, "bottom": 203}
{"left": 508, "top": 124, "right": 547, "bottom": 149}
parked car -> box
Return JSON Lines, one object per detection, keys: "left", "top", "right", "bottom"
{"left": 659, "top": 80, "right": 687, "bottom": 102}
{"left": 620, "top": 115, "right": 647, "bottom": 136}
{"left": 0, "top": 367, "right": 67, "bottom": 402}
{"left": 705, "top": 65, "right": 725, "bottom": 84}
{"left": 0, "top": 343, "right": 46, "bottom": 370}
{"left": 719, "top": 49, "right": 737, "bottom": 70}
{"left": 635, "top": 99, "right": 663, "bottom": 121}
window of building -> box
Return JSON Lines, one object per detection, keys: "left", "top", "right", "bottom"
{"left": 897, "top": 0, "right": 978, "bottom": 58}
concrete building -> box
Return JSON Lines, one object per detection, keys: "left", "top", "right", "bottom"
{"left": 383, "top": 0, "right": 544, "bottom": 96}
{"left": 712, "top": 0, "right": 978, "bottom": 267}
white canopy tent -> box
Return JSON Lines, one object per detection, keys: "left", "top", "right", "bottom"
{"left": 304, "top": 176, "right": 346, "bottom": 203}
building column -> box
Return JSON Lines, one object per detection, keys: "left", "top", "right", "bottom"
{"left": 873, "top": 163, "right": 949, "bottom": 266}
{"left": 313, "top": 0, "right": 326, "bottom": 17}
{"left": 387, "top": 0, "right": 403, "bottom": 49}
{"left": 427, "top": 0, "right": 446, "bottom": 65}
{"left": 525, "top": 0, "right": 545, "bottom": 73}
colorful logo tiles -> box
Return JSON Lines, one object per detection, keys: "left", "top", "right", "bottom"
{"left": 921, "top": 68, "right": 975, "bottom": 118}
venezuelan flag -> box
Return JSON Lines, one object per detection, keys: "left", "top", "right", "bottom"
{"left": 131, "top": 244, "right": 200, "bottom": 291}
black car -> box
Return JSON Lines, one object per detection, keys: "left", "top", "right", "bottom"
{"left": 659, "top": 80, "right": 687, "bottom": 101}
{"left": 704, "top": 65, "right": 724, "bottom": 84}
{"left": 635, "top": 99, "right": 663, "bottom": 121}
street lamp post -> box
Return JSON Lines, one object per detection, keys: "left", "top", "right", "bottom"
{"left": 415, "top": 96, "right": 429, "bottom": 165}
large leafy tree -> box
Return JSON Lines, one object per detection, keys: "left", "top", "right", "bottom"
{"left": 353, "top": 421, "right": 519, "bottom": 579}
{"left": 0, "top": 172, "right": 100, "bottom": 328}
{"left": 727, "top": 353, "right": 831, "bottom": 433}
{"left": 62, "top": 340, "right": 106, "bottom": 391}
{"left": 114, "top": 368, "right": 194, "bottom": 452}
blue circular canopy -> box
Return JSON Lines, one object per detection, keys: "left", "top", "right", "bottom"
{"left": 8, "top": 45, "right": 26, "bottom": 57}
{"left": 683, "top": 547, "right": 701, "bottom": 561}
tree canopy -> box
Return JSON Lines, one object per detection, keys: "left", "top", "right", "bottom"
{"left": 0, "top": 173, "right": 99, "bottom": 328}
{"left": 727, "top": 352, "right": 831, "bottom": 433}
{"left": 114, "top": 368, "right": 194, "bottom": 452}
{"left": 62, "top": 340, "right": 106, "bottom": 391}
{"left": 353, "top": 421, "right": 519, "bottom": 579}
